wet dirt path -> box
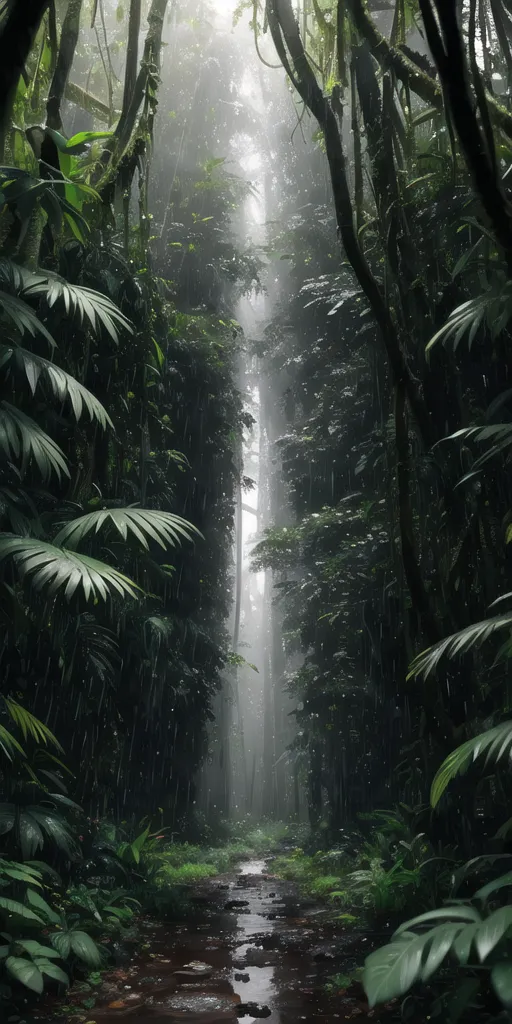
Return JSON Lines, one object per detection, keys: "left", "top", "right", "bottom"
{"left": 45, "top": 859, "right": 391, "bottom": 1024}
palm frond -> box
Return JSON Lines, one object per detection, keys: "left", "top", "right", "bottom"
{"left": 0, "top": 723, "right": 26, "bottom": 761}
{"left": 0, "top": 346, "right": 113, "bottom": 428}
{"left": 408, "top": 612, "right": 512, "bottom": 679}
{"left": 53, "top": 508, "right": 202, "bottom": 551}
{"left": 0, "top": 289, "right": 56, "bottom": 348}
{"left": 430, "top": 721, "right": 512, "bottom": 807}
{"left": 0, "top": 535, "right": 140, "bottom": 602}
{"left": 426, "top": 276, "right": 512, "bottom": 354}
{"left": 23, "top": 273, "right": 133, "bottom": 344}
{"left": 0, "top": 401, "right": 69, "bottom": 482}
{"left": 4, "top": 700, "right": 63, "bottom": 751}
{"left": 445, "top": 423, "right": 512, "bottom": 480}
{"left": 73, "top": 617, "right": 120, "bottom": 680}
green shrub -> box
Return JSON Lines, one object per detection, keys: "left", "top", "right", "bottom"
{"left": 363, "top": 871, "right": 512, "bottom": 1016}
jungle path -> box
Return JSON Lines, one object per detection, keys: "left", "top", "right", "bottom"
{"left": 45, "top": 860, "right": 395, "bottom": 1024}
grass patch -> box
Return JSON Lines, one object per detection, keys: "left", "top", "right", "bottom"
{"left": 138, "top": 820, "right": 300, "bottom": 918}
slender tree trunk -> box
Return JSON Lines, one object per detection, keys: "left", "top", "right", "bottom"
{"left": 46, "top": 0, "right": 84, "bottom": 130}
{"left": 120, "top": 0, "right": 142, "bottom": 122}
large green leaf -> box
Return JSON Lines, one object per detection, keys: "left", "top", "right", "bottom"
{"left": 421, "top": 924, "right": 466, "bottom": 981}
{"left": 394, "top": 906, "right": 481, "bottom": 932}
{"left": 0, "top": 536, "right": 140, "bottom": 602}
{"left": 69, "top": 930, "right": 101, "bottom": 966}
{"left": 5, "top": 955, "right": 44, "bottom": 993}
{"left": 475, "top": 871, "right": 512, "bottom": 902}
{"left": 453, "top": 923, "right": 479, "bottom": 965}
{"left": 0, "top": 346, "right": 113, "bottom": 428}
{"left": 492, "top": 963, "right": 512, "bottom": 1007}
{"left": 50, "top": 931, "right": 71, "bottom": 958}
{"left": 363, "top": 932, "right": 427, "bottom": 1007}
{"left": 0, "top": 896, "right": 43, "bottom": 922}
{"left": 0, "top": 402, "right": 69, "bottom": 482}
{"left": 17, "top": 940, "right": 62, "bottom": 959}
{"left": 430, "top": 721, "right": 512, "bottom": 808}
{"left": 24, "top": 273, "right": 133, "bottom": 344}
{"left": 54, "top": 508, "right": 202, "bottom": 551}
{"left": 36, "top": 958, "right": 69, "bottom": 985}
{"left": 475, "top": 906, "right": 512, "bottom": 961}
{"left": 26, "top": 889, "right": 60, "bottom": 925}
{"left": 25, "top": 809, "right": 74, "bottom": 856}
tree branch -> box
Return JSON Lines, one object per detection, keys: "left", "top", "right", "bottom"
{"left": 347, "top": 0, "right": 512, "bottom": 140}
{"left": 266, "top": 0, "right": 432, "bottom": 446}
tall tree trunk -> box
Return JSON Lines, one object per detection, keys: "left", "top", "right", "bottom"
{"left": 120, "top": 0, "right": 142, "bottom": 122}
{"left": 0, "top": 0, "right": 50, "bottom": 157}
{"left": 46, "top": 0, "right": 84, "bottom": 130}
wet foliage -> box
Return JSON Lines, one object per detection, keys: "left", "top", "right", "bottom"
{"left": 4, "top": 0, "right": 512, "bottom": 1021}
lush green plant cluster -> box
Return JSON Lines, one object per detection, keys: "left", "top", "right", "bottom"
{"left": 0, "top": 0, "right": 259, "bottom": 833}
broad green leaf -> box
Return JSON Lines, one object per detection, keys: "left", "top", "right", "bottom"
{"left": 17, "top": 940, "right": 62, "bottom": 959}
{"left": 0, "top": 896, "right": 43, "bottom": 923}
{"left": 453, "top": 923, "right": 478, "bottom": 964}
{"left": 5, "top": 955, "right": 43, "bottom": 993}
{"left": 492, "top": 963, "right": 512, "bottom": 1007}
{"left": 65, "top": 130, "right": 113, "bottom": 152}
{"left": 2, "top": 868, "right": 42, "bottom": 886}
{"left": 50, "top": 932, "right": 71, "bottom": 958}
{"left": 26, "top": 889, "right": 60, "bottom": 924}
{"left": 69, "top": 930, "right": 101, "bottom": 966}
{"left": 476, "top": 906, "right": 512, "bottom": 961}
{"left": 394, "top": 906, "right": 481, "bottom": 934}
{"left": 35, "top": 958, "right": 69, "bottom": 985}
{"left": 420, "top": 924, "right": 465, "bottom": 981}
{"left": 363, "top": 933, "right": 426, "bottom": 1007}
{"left": 475, "top": 871, "right": 512, "bottom": 902}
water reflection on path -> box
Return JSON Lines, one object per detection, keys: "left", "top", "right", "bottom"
{"left": 41, "top": 858, "right": 384, "bottom": 1024}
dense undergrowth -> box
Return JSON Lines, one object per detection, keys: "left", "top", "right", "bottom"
{"left": 0, "top": 801, "right": 293, "bottom": 1013}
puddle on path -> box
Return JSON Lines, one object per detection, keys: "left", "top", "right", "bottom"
{"left": 36, "top": 860, "right": 394, "bottom": 1024}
